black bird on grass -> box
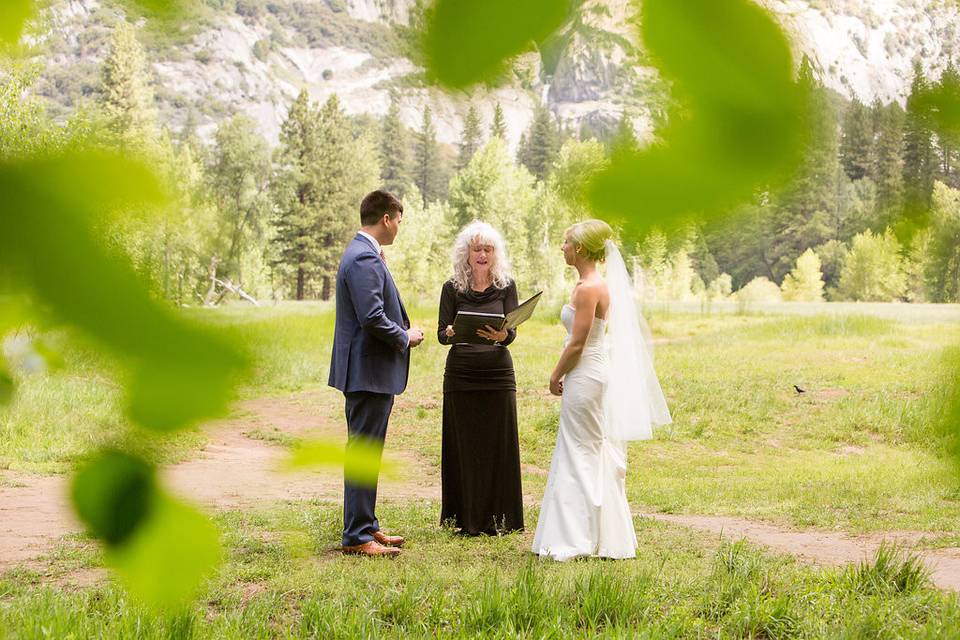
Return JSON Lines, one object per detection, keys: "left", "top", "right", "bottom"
{"left": 793, "top": 384, "right": 806, "bottom": 394}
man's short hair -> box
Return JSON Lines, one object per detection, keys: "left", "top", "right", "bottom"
{"left": 360, "top": 190, "right": 403, "bottom": 226}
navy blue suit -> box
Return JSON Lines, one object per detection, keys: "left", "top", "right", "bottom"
{"left": 329, "top": 233, "right": 410, "bottom": 547}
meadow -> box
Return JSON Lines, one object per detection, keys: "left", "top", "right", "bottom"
{"left": 2, "top": 301, "right": 960, "bottom": 638}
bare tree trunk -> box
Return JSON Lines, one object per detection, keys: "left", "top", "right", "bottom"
{"left": 296, "top": 266, "right": 305, "bottom": 301}
{"left": 214, "top": 278, "right": 260, "bottom": 306}
{"left": 203, "top": 256, "right": 220, "bottom": 306}
{"left": 322, "top": 275, "right": 332, "bottom": 301}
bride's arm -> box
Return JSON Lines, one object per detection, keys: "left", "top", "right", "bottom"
{"left": 549, "top": 285, "right": 600, "bottom": 395}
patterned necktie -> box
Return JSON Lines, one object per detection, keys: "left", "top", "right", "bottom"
{"left": 379, "top": 249, "right": 387, "bottom": 265}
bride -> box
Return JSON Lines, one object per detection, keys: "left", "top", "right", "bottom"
{"left": 532, "top": 219, "right": 671, "bottom": 561}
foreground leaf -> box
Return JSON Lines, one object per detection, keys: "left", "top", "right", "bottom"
{"left": 72, "top": 450, "right": 156, "bottom": 547}
{"left": 587, "top": 0, "right": 805, "bottom": 232}
{"left": 423, "top": 0, "right": 572, "bottom": 88}
{"left": 0, "top": 0, "right": 33, "bottom": 45}
{"left": 285, "top": 437, "right": 397, "bottom": 487}
{"left": 0, "top": 153, "right": 246, "bottom": 431}
{"left": 108, "top": 492, "right": 222, "bottom": 612}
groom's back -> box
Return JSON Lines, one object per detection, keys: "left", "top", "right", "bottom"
{"left": 328, "top": 235, "right": 409, "bottom": 395}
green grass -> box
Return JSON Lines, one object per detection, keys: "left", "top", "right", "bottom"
{"left": 1, "top": 503, "right": 958, "bottom": 638}
{"left": 3, "top": 302, "right": 960, "bottom": 636}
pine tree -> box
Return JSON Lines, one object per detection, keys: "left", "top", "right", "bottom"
{"left": 414, "top": 106, "right": 444, "bottom": 205}
{"left": 934, "top": 63, "right": 960, "bottom": 189}
{"left": 770, "top": 56, "right": 839, "bottom": 278}
{"left": 902, "top": 62, "right": 936, "bottom": 213}
{"left": 380, "top": 89, "right": 410, "bottom": 196}
{"left": 457, "top": 104, "right": 483, "bottom": 171}
{"left": 100, "top": 21, "right": 156, "bottom": 151}
{"left": 273, "top": 93, "right": 381, "bottom": 300}
{"left": 490, "top": 102, "right": 507, "bottom": 139}
{"left": 518, "top": 104, "right": 560, "bottom": 181}
{"left": 314, "top": 94, "right": 378, "bottom": 300}
{"left": 869, "top": 101, "right": 905, "bottom": 223}
{"left": 839, "top": 96, "right": 872, "bottom": 181}
{"left": 272, "top": 90, "right": 322, "bottom": 300}
{"left": 610, "top": 111, "right": 639, "bottom": 151}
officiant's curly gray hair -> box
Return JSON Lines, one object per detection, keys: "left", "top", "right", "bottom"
{"left": 450, "top": 221, "right": 513, "bottom": 293}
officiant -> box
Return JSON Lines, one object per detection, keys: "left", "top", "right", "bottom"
{"left": 437, "top": 221, "right": 524, "bottom": 536}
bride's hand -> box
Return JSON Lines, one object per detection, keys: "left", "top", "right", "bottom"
{"left": 549, "top": 376, "right": 563, "bottom": 396}
{"left": 445, "top": 325, "right": 455, "bottom": 337}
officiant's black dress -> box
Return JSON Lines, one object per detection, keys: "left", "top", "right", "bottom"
{"left": 438, "top": 279, "right": 524, "bottom": 535}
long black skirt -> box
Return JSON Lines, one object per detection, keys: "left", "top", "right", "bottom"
{"left": 440, "top": 390, "right": 524, "bottom": 535}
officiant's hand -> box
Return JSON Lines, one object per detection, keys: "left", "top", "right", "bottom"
{"left": 445, "top": 325, "right": 455, "bottom": 338}
{"left": 477, "top": 324, "right": 508, "bottom": 343}
{"left": 549, "top": 376, "right": 563, "bottom": 396}
{"left": 407, "top": 328, "right": 424, "bottom": 348}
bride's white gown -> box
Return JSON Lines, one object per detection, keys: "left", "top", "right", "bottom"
{"left": 531, "top": 304, "right": 637, "bottom": 560}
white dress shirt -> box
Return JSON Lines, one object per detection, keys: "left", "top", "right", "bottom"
{"left": 357, "top": 230, "right": 381, "bottom": 257}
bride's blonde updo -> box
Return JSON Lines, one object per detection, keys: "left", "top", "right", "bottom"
{"left": 566, "top": 219, "right": 614, "bottom": 262}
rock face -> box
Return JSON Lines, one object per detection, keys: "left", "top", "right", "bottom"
{"left": 28, "top": 0, "right": 960, "bottom": 150}
{"left": 764, "top": 0, "right": 960, "bottom": 104}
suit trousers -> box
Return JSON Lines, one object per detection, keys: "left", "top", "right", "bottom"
{"left": 342, "top": 390, "right": 394, "bottom": 547}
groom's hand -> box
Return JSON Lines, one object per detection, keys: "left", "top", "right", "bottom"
{"left": 407, "top": 328, "right": 425, "bottom": 348}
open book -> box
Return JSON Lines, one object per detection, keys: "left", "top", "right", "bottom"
{"left": 452, "top": 291, "right": 543, "bottom": 344}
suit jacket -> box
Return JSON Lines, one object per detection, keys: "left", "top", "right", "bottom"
{"left": 328, "top": 233, "right": 411, "bottom": 395}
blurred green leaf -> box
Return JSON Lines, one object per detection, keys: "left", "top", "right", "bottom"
{"left": 0, "top": 153, "right": 247, "bottom": 431}
{"left": 285, "top": 436, "right": 396, "bottom": 487}
{"left": 108, "top": 492, "right": 222, "bottom": 612}
{"left": 587, "top": 0, "right": 805, "bottom": 232}
{"left": 918, "top": 86, "right": 960, "bottom": 139}
{"left": 423, "top": 0, "right": 573, "bottom": 88}
{"left": 0, "top": 0, "right": 33, "bottom": 45}
{"left": 72, "top": 450, "right": 156, "bottom": 547}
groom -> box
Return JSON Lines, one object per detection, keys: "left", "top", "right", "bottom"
{"left": 328, "top": 190, "right": 424, "bottom": 557}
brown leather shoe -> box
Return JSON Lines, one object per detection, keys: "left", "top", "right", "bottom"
{"left": 341, "top": 540, "right": 401, "bottom": 557}
{"left": 373, "top": 531, "right": 405, "bottom": 547}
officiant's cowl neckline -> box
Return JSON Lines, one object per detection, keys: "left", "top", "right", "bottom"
{"left": 463, "top": 283, "right": 501, "bottom": 304}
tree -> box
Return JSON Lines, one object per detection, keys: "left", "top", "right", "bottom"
{"left": 314, "top": 95, "right": 381, "bottom": 299}
{"left": 0, "top": 65, "right": 58, "bottom": 159}
{"left": 924, "top": 181, "right": 960, "bottom": 302}
{"left": 99, "top": 21, "right": 156, "bottom": 151}
{"left": 770, "top": 57, "right": 839, "bottom": 278}
{"left": 813, "top": 239, "right": 848, "bottom": 295}
{"left": 447, "top": 137, "right": 538, "bottom": 291}
{"left": 207, "top": 115, "right": 271, "bottom": 290}
{"left": 933, "top": 63, "right": 960, "bottom": 189}
{"left": 490, "top": 102, "right": 507, "bottom": 139}
{"left": 517, "top": 104, "right": 561, "bottom": 181}
{"left": 387, "top": 184, "right": 453, "bottom": 300}
{"left": 840, "top": 97, "right": 872, "bottom": 181}
{"left": 272, "top": 90, "right": 323, "bottom": 300}
{"left": 380, "top": 90, "right": 411, "bottom": 197}
{"left": 414, "top": 105, "right": 445, "bottom": 204}
{"left": 869, "top": 101, "right": 905, "bottom": 224}
{"left": 902, "top": 63, "right": 936, "bottom": 213}
{"left": 836, "top": 229, "right": 907, "bottom": 301}
{"left": 780, "top": 248, "right": 825, "bottom": 301}
{"left": 735, "top": 277, "right": 783, "bottom": 304}
{"left": 457, "top": 104, "right": 483, "bottom": 171}
{"left": 609, "top": 111, "right": 639, "bottom": 151}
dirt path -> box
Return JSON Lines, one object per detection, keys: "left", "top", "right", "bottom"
{"left": 642, "top": 513, "right": 960, "bottom": 591}
{"left": 0, "top": 388, "right": 439, "bottom": 572}
{"left": 4, "top": 393, "right": 960, "bottom": 593}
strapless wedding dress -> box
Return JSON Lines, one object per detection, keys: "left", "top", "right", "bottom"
{"left": 531, "top": 304, "right": 637, "bottom": 560}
